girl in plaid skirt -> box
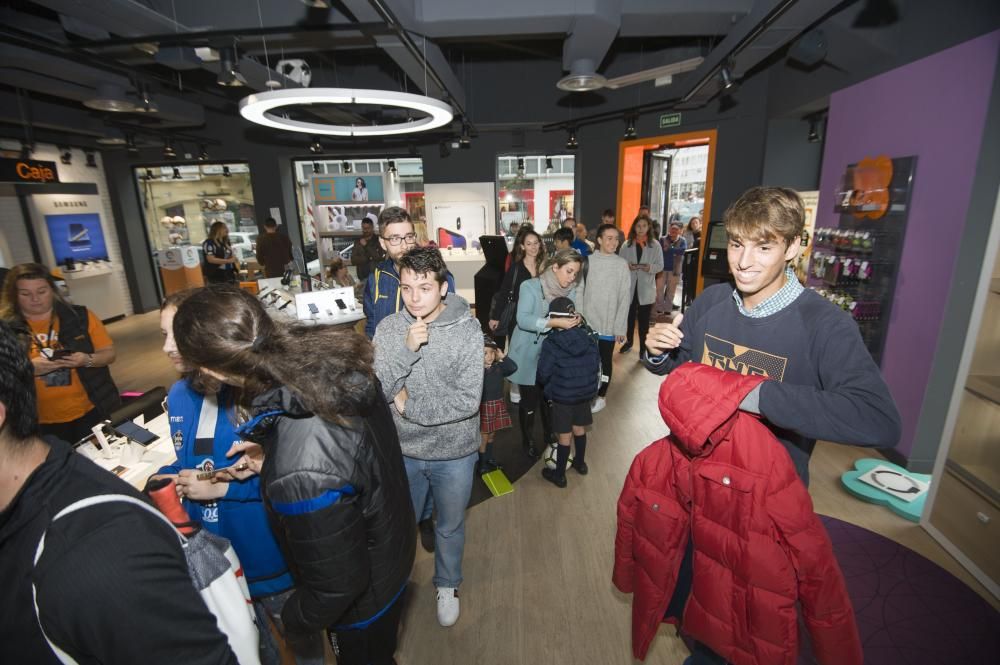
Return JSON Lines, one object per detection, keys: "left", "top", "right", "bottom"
{"left": 479, "top": 335, "right": 517, "bottom": 474}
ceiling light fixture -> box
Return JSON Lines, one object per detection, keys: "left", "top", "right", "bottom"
{"left": 342, "top": 161, "right": 352, "bottom": 174}
{"left": 387, "top": 160, "right": 397, "bottom": 175}
{"left": 624, "top": 116, "right": 637, "bottom": 139}
{"left": 516, "top": 157, "right": 525, "bottom": 176}
{"left": 566, "top": 128, "right": 578, "bottom": 151}
{"left": 198, "top": 144, "right": 209, "bottom": 161}
{"left": 239, "top": 88, "right": 454, "bottom": 137}
{"left": 545, "top": 158, "right": 553, "bottom": 173}
{"left": 807, "top": 114, "right": 825, "bottom": 143}
{"left": 163, "top": 139, "right": 176, "bottom": 159}
{"left": 84, "top": 150, "right": 97, "bottom": 168}
{"left": 172, "top": 167, "right": 182, "bottom": 179}
{"left": 83, "top": 83, "right": 138, "bottom": 112}
{"left": 59, "top": 147, "right": 72, "bottom": 165}
{"left": 312, "top": 162, "right": 321, "bottom": 174}
{"left": 218, "top": 47, "right": 247, "bottom": 87}
{"left": 459, "top": 123, "right": 471, "bottom": 147}
{"left": 720, "top": 65, "right": 736, "bottom": 91}
{"left": 222, "top": 165, "right": 231, "bottom": 177}
{"left": 557, "top": 59, "right": 607, "bottom": 92}
{"left": 144, "top": 168, "right": 154, "bottom": 180}
{"left": 309, "top": 137, "right": 323, "bottom": 153}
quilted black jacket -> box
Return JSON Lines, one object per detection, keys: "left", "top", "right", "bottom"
{"left": 238, "top": 381, "right": 415, "bottom": 636}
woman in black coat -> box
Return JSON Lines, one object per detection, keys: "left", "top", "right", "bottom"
{"left": 488, "top": 227, "right": 547, "bottom": 348}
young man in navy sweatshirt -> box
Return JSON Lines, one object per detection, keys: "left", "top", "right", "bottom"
{"left": 643, "top": 186, "right": 901, "bottom": 664}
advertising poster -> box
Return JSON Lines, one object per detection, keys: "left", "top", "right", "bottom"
{"left": 312, "top": 174, "right": 386, "bottom": 204}
{"left": 45, "top": 213, "right": 109, "bottom": 264}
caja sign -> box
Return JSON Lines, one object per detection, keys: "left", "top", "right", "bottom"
{"left": 0, "top": 158, "right": 61, "bottom": 184}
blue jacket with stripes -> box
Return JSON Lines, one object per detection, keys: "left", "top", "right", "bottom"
{"left": 238, "top": 382, "right": 416, "bottom": 635}
{"left": 158, "top": 380, "right": 293, "bottom": 598}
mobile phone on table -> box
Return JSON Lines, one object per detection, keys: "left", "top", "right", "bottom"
{"left": 111, "top": 420, "right": 159, "bottom": 446}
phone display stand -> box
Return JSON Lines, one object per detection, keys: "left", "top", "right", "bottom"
{"left": 294, "top": 286, "right": 361, "bottom": 323}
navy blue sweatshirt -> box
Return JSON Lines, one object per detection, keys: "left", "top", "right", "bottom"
{"left": 645, "top": 284, "right": 900, "bottom": 484}
{"left": 483, "top": 356, "right": 518, "bottom": 401}
{"left": 537, "top": 326, "right": 601, "bottom": 404}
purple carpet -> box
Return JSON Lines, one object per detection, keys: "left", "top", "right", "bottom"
{"left": 796, "top": 516, "right": 1000, "bottom": 664}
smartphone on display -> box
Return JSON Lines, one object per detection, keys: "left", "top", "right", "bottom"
{"left": 308, "top": 303, "right": 320, "bottom": 315}
{"left": 112, "top": 421, "right": 159, "bottom": 446}
{"left": 334, "top": 298, "right": 348, "bottom": 310}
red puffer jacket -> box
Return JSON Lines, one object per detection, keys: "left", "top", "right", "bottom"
{"left": 613, "top": 363, "right": 861, "bottom": 665}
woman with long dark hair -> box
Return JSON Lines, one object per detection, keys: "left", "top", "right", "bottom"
{"left": 202, "top": 221, "right": 239, "bottom": 284}
{"left": 0, "top": 263, "right": 119, "bottom": 443}
{"left": 154, "top": 289, "right": 322, "bottom": 665}
{"left": 172, "top": 286, "right": 415, "bottom": 665}
{"left": 505, "top": 249, "right": 585, "bottom": 457}
{"left": 618, "top": 215, "right": 664, "bottom": 358}
{"left": 488, "top": 227, "right": 547, "bottom": 348}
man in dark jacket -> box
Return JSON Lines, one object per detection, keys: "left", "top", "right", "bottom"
{"left": 536, "top": 297, "right": 601, "bottom": 488}
{"left": 0, "top": 320, "right": 236, "bottom": 665}
{"left": 254, "top": 216, "right": 293, "bottom": 278}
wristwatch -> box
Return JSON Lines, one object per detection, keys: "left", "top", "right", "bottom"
{"left": 85, "top": 353, "right": 95, "bottom": 368}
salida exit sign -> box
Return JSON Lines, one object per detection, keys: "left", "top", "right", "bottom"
{"left": 659, "top": 112, "right": 682, "bottom": 129}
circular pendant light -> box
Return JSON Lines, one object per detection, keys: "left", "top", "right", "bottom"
{"left": 239, "top": 88, "right": 454, "bottom": 137}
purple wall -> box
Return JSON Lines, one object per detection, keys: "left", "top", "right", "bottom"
{"left": 817, "top": 31, "right": 1000, "bottom": 459}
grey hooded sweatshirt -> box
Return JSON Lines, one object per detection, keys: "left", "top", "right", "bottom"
{"left": 372, "top": 292, "right": 484, "bottom": 460}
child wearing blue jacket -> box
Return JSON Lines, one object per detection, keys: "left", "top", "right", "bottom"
{"left": 154, "top": 292, "right": 323, "bottom": 665}
{"left": 536, "top": 296, "right": 601, "bottom": 488}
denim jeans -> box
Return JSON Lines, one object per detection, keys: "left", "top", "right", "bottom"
{"left": 254, "top": 588, "right": 325, "bottom": 665}
{"left": 403, "top": 452, "right": 477, "bottom": 588}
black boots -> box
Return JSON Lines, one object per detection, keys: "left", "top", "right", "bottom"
{"left": 519, "top": 405, "right": 540, "bottom": 458}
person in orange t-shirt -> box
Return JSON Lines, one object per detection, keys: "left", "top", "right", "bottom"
{"left": 0, "top": 264, "right": 119, "bottom": 443}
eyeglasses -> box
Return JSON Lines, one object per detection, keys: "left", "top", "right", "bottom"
{"left": 383, "top": 233, "right": 417, "bottom": 246}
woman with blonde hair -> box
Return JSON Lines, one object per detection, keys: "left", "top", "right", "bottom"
{"left": 504, "top": 249, "right": 585, "bottom": 457}
{"left": 413, "top": 220, "right": 436, "bottom": 248}
{"left": 0, "top": 263, "right": 119, "bottom": 442}
{"left": 202, "top": 221, "right": 239, "bottom": 284}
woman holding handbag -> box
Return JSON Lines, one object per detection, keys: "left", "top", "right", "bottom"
{"left": 488, "top": 228, "right": 546, "bottom": 349}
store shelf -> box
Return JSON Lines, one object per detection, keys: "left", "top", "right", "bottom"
{"left": 966, "top": 375, "right": 1000, "bottom": 406}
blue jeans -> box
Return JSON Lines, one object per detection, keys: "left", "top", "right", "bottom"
{"left": 403, "top": 452, "right": 477, "bottom": 588}
{"left": 254, "top": 589, "right": 325, "bottom": 665}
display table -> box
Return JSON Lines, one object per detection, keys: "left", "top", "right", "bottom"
{"left": 76, "top": 412, "right": 176, "bottom": 490}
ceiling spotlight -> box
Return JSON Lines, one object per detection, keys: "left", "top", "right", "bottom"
{"left": 807, "top": 114, "right": 825, "bottom": 143}
{"left": 222, "top": 165, "right": 231, "bottom": 177}
{"left": 144, "top": 168, "right": 154, "bottom": 180}
{"left": 545, "top": 158, "right": 553, "bottom": 173}
{"left": 312, "top": 162, "right": 321, "bottom": 174}
{"left": 59, "top": 147, "right": 72, "bottom": 165}
{"left": 84, "top": 150, "right": 97, "bottom": 168}
{"left": 133, "top": 84, "right": 159, "bottom": 113}
{"left": 387, "top": 160, "right": 397, "bottom": 175}
{"left": 309, "top": 137, "right": 323, "bottom": 154}
{"left": 163, "top": 139, "right": 176, "bottom": 159}
{"left": 565, "top": 128, "right": 578, "bottom": 151}
{"left": 172, "top": 167, "right": 182, "bottom": 179}
{"left": 83, "top": 82, "right": 138, "bottom": 112}
{"left": 342, "top": 161, "right": 352, "bottom": 174}
{"left": 459, "top": 123, "right": 471, "bottom": 147}
{"left": 516, "top": 157, "right": 525, "bottom": 176}
{"left": 720, "top": 65, "right": 736, "bottom": 91}
{"left": 198, "top": 144, "right": 209, "bottom": 161}
{"left": 624, "top": 116, "right": 637, "bottom": 140}
{"left": 217, "top": 47, "right": 247, "bottom": 87}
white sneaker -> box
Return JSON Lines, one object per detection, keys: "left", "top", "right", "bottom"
{"left": 591, "top": 397, "right": 606, "bottom": 413}
{"left": 436, "top": 587, "right": 460, "bottom": 627}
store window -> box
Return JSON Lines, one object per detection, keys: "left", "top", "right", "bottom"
{"left": 496, "top": 154, "right": 576, "bottom": 236}
{"left": 292, "top": 157, "right": 423, "bottom": 275}
{"left": 133, "top": 162, "right": 255, "bottom": 296}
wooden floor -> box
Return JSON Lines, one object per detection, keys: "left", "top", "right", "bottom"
{"left": 106, "top": 312, "right": 997, "bottom": 665}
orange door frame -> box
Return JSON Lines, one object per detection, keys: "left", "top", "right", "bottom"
{"left": 616, "top": 128, "right": 718, "bottom": 296}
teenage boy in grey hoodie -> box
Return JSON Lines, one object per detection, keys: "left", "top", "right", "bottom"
{"left": 372, "top": 246, "right": 484, "bottom": 629}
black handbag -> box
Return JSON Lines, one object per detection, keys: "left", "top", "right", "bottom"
{"left": 492, "top": 264, "right": 521, "bottom": 337}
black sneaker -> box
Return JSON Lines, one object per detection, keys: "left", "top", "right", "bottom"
{"left": 418, "top": 518, "right": 435, "bottom": 553}
{"left": 541, "top": 467, "right": 567, "bottom": 488}
{"left": 572, "top": 460, "right": 589, "bottom": 475}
